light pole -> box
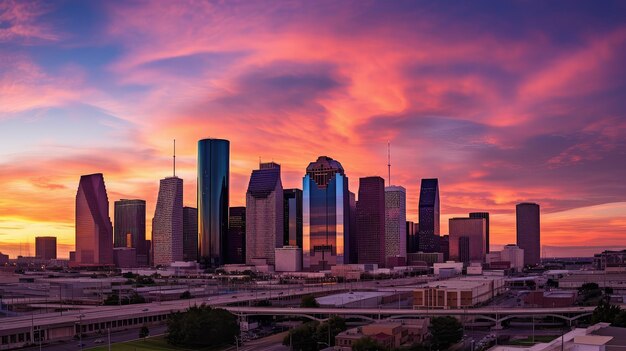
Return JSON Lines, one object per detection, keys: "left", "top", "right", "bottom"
{"left": 77, "top": 313, "right": 85, "bottom": 350}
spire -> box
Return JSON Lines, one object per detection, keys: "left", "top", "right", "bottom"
{"left": 173, "top": 139, "right": 176, "bottom": 177}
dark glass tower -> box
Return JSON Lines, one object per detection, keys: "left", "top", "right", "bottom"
{"left": 406, "top": 221, "right": 419, "bottom": 253}
{"left": 356, "top": 176, "right": 386, "bottom": 267}
{"left": 302, "top": 156, "right": 351, "bottom": 271}
{"left": 283, "top": 189, "right": 303, "bottom": 247}
{"left": 516, "top": 202, "right": 540, "bottom": 266}
{"left": 75, "top": 173, "right": 113, "bottom": 266}
{"left": 197, "top": 138, "right": 229, "bottom": 267}
{"left": 418, "top": 178, "right": 440, "bottom": 252}
{"left": 227, "top": 206, "right": 246, "bottom": 264}
{"left": 114, "top": 199, "right": 147, "bottom": 265}
{"left": 183, "top": 207, "right": 198, "bottom": 262}
{"left": 470, "top": 212, "right": 490, "bottom": 253}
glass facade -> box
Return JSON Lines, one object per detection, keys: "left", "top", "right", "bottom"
{"left": 302, "top": 156, "right": 350, "bottom": 271}
{"left": 197, "top": 139, "right": 230, "bottom": 267}
{"left": 75, "top": 173, "right": 113, "bottom": 266}
{"left": 418, "top": 178, "right": 440, "bottom": 253}
{"left": 114, "top": 199, "right": 147, "bottom": 266}
{"left": 283, "top": 189, "right": 303, "bottom": 247}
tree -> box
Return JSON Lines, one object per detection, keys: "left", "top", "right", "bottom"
{"left": 180, "top": 291, "right": 192, "bottom": 299}
{"left": 301, "top": 294, "right": 320, "bottom": 308}
{"left": 166, "top": 304, "right": 239, "bottom": 347}
{"left": 546, "top": 279, "right": 559, "bottom": 288}
{"left": 579, "top": 283, "right": 602, "bottom": 304}
{"left": 139, "top": 326, "right": 149, "bottom": 339}
{"left": 314, "top": 316, "right": 347, "bottom": 347}
{"left": 283, "top": 322, "right": 319, "bottom": 351}
{"left": 591, "top": 299, "right": 622, "bottom": 325}
{"left": 613, "top": 310, "right": 626, "bottom": 327}
{"left": 352, "top": 336, "right": 388, "bottom": 351}
{"left": 428, "top": 316, "right": 463, "bottom": 350}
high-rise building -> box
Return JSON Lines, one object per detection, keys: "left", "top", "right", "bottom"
{"left": 152, "top": 177, "right": 183, "bottom": 266}
{"left": 75, "top": 173, "right": 113, "bottom": 266}
{"left": 356, "top": 176, "right": 386, "bottom": 267}
{"left": 302, "top": 156, "right": 351, "bottom": 271}
{"left": 516, "top": 202, "right": 540, "bottom": 266}
{"left": 183, "top": 207, "right": 198, "bottom": 262}
{"left": 246, "top": 162, "right": 283, "bottom": 266}
{"left": 114, "top": 199, "right": 147, "bottom": 266}
{"left": 384, "top": 186, "right": 406, "bottom": 267}
{"left": 418, "top": 178, "right": 440, "bottom": 252}
{"left": 35, "top": 236, "right": 56, "bottom": 260}
{"left": 440, "top": 234, "right": 450, "bottom": 261}
{"left": 349, "top": 191, "right": 357, "bottom": 263}
{"left": 198, "top": 138, "right": 229, "bottom": 267}
{"left": 449, "top": 217, "right": 486, "bottom": 263}
{"left": 227, "top": 207, "right": 246, "bottom": 264}
{"left": 406, "top": 221, "right": 419, "bottom": 254}
{"left": 469, "top": 212, "right": 490, "bottom": 253}
{"left": 283, "top": 189, "right": 303, "bottom": 247}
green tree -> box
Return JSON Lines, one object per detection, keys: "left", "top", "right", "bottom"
{"left": 591, "top": 299, "right": 622, "bottom": 324}
{"left": 139, "top": 326, "right": 149, "bottom": 339}
{"left": 314, "top": 316, "right": 347, "bottom": 347}
{"left": 301, "top": 294, "right": 320, "bottom": 308}
{"left": 166, "top": 304, "right": 239, "bottom": 347}
{"left": 103, "top": 294, "right": 119, "bottom": 305}
{"left": 428, "top": 316, "right": 463, "bottom": 350}
{"left": 352, "top": 336, "right": 388, "bottom": 351}
{"left": 283, "top": 322, "right": 319, "bottom": 351}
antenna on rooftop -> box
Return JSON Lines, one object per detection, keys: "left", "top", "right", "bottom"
{"left": 173, "top": 139, "right": 176, "bottom": 177}
{"left": 387, "top": 141, "right": 391, "bottom": 186}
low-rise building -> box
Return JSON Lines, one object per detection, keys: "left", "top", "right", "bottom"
{"left": 335, "top": 319, "right": 429, "bottom": 351}
{"left": 486, "top": 245, "right": 524, "bottom": 272}
{"left": 407, "top": 252, "right": 443, "bottom": 266}
{"left": 413, "top": 276, "right": 505, "bottom": 309}
{"left": 275, "top": 246, "right": 302, "bottom": 272}
{"left": 522, "top": 290, "right": 577, "bottom": 308}
{"left": 433, "top": 261, "right": 463, "bottom": 276}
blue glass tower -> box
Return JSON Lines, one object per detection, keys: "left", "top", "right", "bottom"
{"left": 198, "top": 138, "right": 229, "bottom": 267}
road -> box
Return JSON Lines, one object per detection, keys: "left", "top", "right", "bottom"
{"left": 238, "top": 331, "right": 289, "bottom": 351}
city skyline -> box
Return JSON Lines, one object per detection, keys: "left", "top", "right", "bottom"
{"left": 2, "top": 1, "right": 626, "bottom": 259}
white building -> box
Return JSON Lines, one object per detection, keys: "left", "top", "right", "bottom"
{"left": 433, "top": 261, "right": 463, "bottom": 275}
{"left": 487, "top": 244, "right": 525, "bottom": 272}
{"left": 385, "top": 186, "right": 407, "bottom": 267}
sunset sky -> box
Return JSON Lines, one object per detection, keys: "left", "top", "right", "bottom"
{"left": 1, "top": 1, "right": 625, "bottom": 259}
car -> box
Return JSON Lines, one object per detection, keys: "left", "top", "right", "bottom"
{"left": 94, "top": 339, "right": 103, "bottom": 343}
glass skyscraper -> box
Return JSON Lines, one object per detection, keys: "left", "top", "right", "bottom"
{"left": 227, "top": 206, "right": 246, "bottom": 264}
{"left": 470, "top": 212, "right": 490, "bottom": 253}
{"left": 283, "top": 189, "right": 303, "bottom": 247}
{"left": 197, "top": 138, "right": 230, "bottom": 267}
{"left": 302, "top": 156, "right": 351, "bottom": 271}
{"left": 114, "top": 199, "right": 147, "bottom": 266}
{"left": 183, "top": 207, "right": 198, "bottom": 262}
{"left": 418, "top": 178, "right": 440, "bottom": 252}
{"left": 75, "top": 173, "right": 113, "bottom": 266}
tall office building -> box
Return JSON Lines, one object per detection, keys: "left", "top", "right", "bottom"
{"left": 406, "top": 221, "right": 419, "bottom": 254}
{"left": 440, "top": 234, "right": 450, "bottom": 261}
{"left": 227, "top": 207, "right": 246, "bottom": 264}
{"left": 114, "top": 199, "right": 147, "bottom": 266}
{"left": 198, "top": 138, "right": 230, "bottom": 267}
{"left": 469, "top": 212, "right": 490, "bottom": 253}
{"left": 516, "top": 202, "right": 540, "bottom": 266}
{"left": 384, "top": 186, "right": 407, "bottom": 267}
{"left": 75, "top": 173, "right": 113, "bottom": 266}
{"left": 349, "top": 191, "right": 357, "bottom": 263}
{"left": 283, "top": 189, "right": 303, "bottom": 247}
{"left": 183, "top": 207, "right": 198, "bottom": 262}
{"left": 152, "top": 177, "right": 183, "bottom": 266}
{"left": 418, "top": 178, "right": 440, "bottom": 252}
{"left": 246, "top": 162, "right": 283, "bottom": 266}
{"left": 302, "top": 156, "right": 351, "bottom": 271}
{"left": 449, "top": 217, "right": 486, "bottom": 263}
{"left": 356, "top": 177, "right": 386, "bottom": 267}
{"left": 35, "top": 236, "right": 56, "bottom": 260}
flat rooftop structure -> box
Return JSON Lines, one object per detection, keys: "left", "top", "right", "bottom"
{"left": 421, "top": 276, "right": 503, "bottom": 290}
{"left": 316, "top": 291, "right": 394, "bottom": 306}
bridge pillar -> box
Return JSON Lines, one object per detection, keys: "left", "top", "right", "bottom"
{"left": 492, "top": 321, "right": 503, "bottom": 330}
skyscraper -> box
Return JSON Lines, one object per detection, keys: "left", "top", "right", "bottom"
{"left": 469, "top": 212, "right": 490, "bottom": 253}
{"left": 227, "top": 206, "right": 246, "bottom": 264}
{"left": 198, "top": 138, "right": 230, "bottom": 267}
{"left": 283, "top": 189, "right": 303, "bottom": 247}
{"left": 302, "top": 156, "right": 351, "bottom": 271}
{"left": 35, "top": 236, "right": 56, "bottom": 260}
{"left": 418, "top": 178, "right": 440, "bottom": 253}
{"left": 516, "top": 202, "right": 541, "bottom": 266}
{"left": 75, "top": 173, "right": 113, "bottom": 266}
{"left": 349, "top": 191, "right": 357, "bottom": 263}
{"left": 183, "top": 207, "right": 198, "bottom": 262}
{"left": 449, "top": 217, "right": 486, "bottom": 263}
{"left": 384, "top": 186, "right": 406, "bottom": 267}
{"left": 356, "top": 177, "right": 386, "bottom": 267}
{"left": 246, "top": 162, "right": 283, "bottom": 266}
{"left": 406, "top": 221, "right": 419, "bottom": 254}
{"left": 152, "top": 177, "right": 183, "bottom": 266}
{"left": 114, "top": 199, "right": 147, "bottom": 266}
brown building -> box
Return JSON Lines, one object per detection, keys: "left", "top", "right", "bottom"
{"left": 523, "top": 290, "right": 576, "bottom": 308}
{"left": 449, "top": 217, "right": 486, "bottom": 263}
{"left": 335, "top": 320, "right": 429, "bottom": 351}
{"left": 413, "top": 276, "right": 505, "bottom": 309}
{"left": 35, "top": 236, "right": 57, "bottom": 260}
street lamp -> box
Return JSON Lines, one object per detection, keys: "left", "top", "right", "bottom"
{"left": 77, "top": 314, "right": 85, "bottom": 350}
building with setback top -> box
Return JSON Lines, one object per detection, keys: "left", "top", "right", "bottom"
{"left": 418, "top": 179, "right": 440, "bottom": 253}
{"left": 152, "top": 177, "right": 183, "bottom": 266}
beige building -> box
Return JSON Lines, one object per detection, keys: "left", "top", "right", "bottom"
{"left": 413, "top": 276, "right": 505, "bottom": 309}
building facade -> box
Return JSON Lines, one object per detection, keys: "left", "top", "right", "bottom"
{"left": 302, "top": 156, "right": 351, "bottom": 271}
{"left": 74, "top": 173, "right": 113, "bottom": 266}
{"left": 183, "top": 207, "right": 198, "bottom": 262}
{"left": 35, "top": 236, "right": 57, "bottom": 260}
{"left": 113, "top": 199, "right": 147, "bottom": 266}
{"left": 227, "top": 206, "right": 246, "bottom": 264}
{"left": 283, "top": 188, "right": 303, "bottom": 247}
{"left": 152, "top": 177, "right": 183, "bottom": 266}
{"left": 197, "top": 138, "right": 230, "bottom": 267}
{"left": 516, "top": 202, "right": 540, "bottom": 266}
{"left": 245, "top": 162, "right": 283, "bottom": 266}
{"left": 406, "top": 221, "right": 419, "bottom": 254}
{"left": 356, "top": 177, "right": 386, "bottom": 267}
{"left": 449, "top": 217, "right": 486, "bottom": 263}
{"left": 469, "top": 212, "right": 489, "bottom": 253}
{"left": 384, "top": 186, "right": 407, "bottom": 267}
{"left": 418, "top": 178, "right": 440, "bottom": 253}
